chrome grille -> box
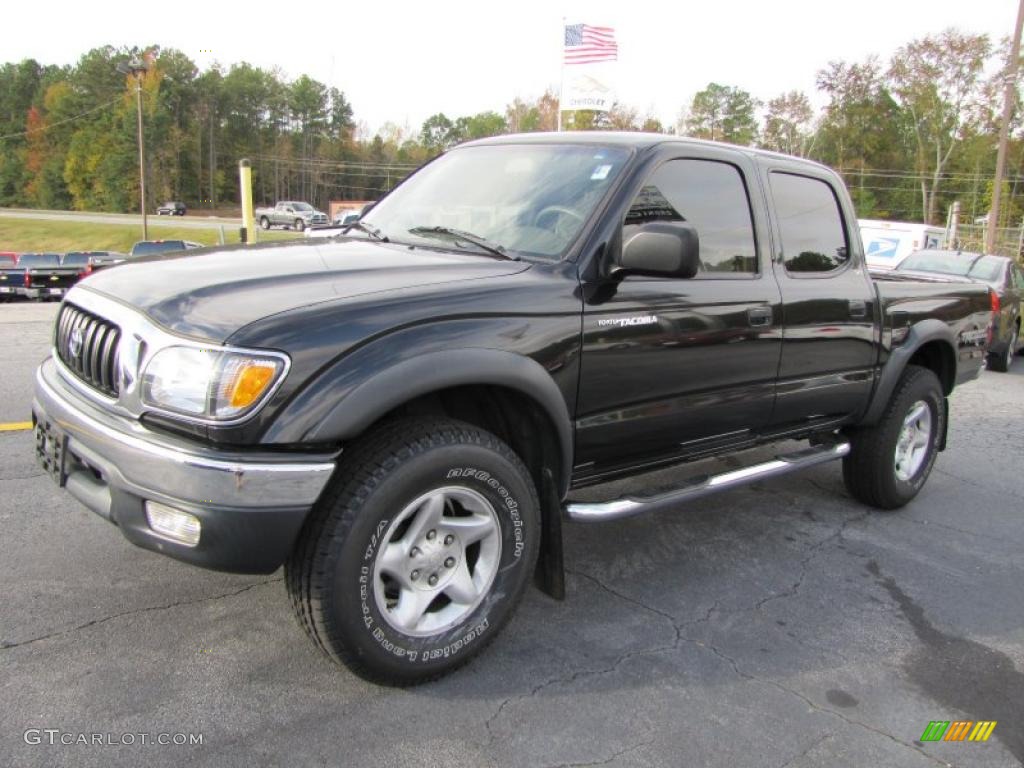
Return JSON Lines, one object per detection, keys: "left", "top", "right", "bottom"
{"left": 55, "top": 303, "right": 121, "bottom": 396}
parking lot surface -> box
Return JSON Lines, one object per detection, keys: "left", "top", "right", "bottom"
{"left": 1, "top": 303, "right": 1022, "bottom": 767}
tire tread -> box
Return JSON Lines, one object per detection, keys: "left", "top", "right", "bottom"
{"left": 285, "top": 417, "right": 537, "bottom": 685}
{"left": 842, "top": 364, "right": 942, "bottom": 509}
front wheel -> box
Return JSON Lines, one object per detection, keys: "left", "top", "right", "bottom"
{"left": 286, "top": 418, "right": 540, "bottom": 685}
{"left": 294, "top": 218, "right": 305, "bottom": 232}
{"left": 842, "top": 365, "right": 944, "bottom": 509}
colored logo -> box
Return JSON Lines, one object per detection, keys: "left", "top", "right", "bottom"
{"left": 920, "top": 721, "right": 997, "bottom": 742}
{"left": 865, "top": 237, "right": 900, "bottom": 260}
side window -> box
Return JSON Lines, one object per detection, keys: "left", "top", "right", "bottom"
{"left": 771, "top": 172, "right": 850, "bottom": 274}
{"left": 624, "top": 159, "right": 757, "bottom": 276}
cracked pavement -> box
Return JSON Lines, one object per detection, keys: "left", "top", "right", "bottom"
{"left": 1, "top": 302, "right": 1023, "bottom": 767}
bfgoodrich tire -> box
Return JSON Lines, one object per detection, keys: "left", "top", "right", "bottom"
{"left": 286, "top": 418, "right": 540, "bottom": 686}
{"left": 842, "top": 365, "right": 945, "bottom": 510}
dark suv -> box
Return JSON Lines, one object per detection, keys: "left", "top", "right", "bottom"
{"left": 156, "top": 201, "right": 186, "bottom": 216}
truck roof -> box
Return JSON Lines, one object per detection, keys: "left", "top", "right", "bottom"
{"left": 464, "top": 131, "right": 835, "bottom": 173}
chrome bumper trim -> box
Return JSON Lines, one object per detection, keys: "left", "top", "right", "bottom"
{"left": 34, "top": 357, "right": 336, "bottom": 510}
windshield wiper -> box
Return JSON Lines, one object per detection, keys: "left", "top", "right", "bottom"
{"left": 341, "top": 220, "right": 388, "bottom": 241}
{"left": 408, "top": 226, "right": 518, "bottom": 260}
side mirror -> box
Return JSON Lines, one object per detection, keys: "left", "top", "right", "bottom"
{"left": 615, "top": 222, "right": 700, "bottom": 279}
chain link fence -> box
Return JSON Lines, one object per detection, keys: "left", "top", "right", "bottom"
{"left": 947, "top": 221, "right": 1024, "bottom": 260}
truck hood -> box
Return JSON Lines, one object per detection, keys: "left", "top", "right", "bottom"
{"left": 77, "top": 238, "right": 530, "bottom": 341}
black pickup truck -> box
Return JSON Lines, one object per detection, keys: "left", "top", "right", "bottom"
{"left": 19, "top": 253, "right": 83, "bottom": 300}
{"left": 32, "top": 134, "right": 992, "bottom": 685}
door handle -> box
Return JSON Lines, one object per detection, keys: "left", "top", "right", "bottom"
{"left": 747, "top": 307, "right": 773, "bottom": 327}
{"left": 848, "top": 299, "right": 867, "bottom": 318}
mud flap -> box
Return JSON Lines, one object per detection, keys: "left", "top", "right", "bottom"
{"left": 938, "top": 397, "right": 949, "bottom": 451}
{"left": 534, "top": 467, "right": 565, "bottom": 600}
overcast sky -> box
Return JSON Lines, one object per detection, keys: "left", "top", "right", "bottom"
{"left": 3, "top": 0, "right": 1018, "bottom": 135}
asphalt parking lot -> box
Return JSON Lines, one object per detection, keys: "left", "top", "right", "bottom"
{"left": 1, "top": 301, "right": 1022, "bottom": 768}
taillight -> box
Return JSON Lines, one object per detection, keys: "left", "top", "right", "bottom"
{"left": 79, "top": 264, "right": 92, "bottom": 277}
{"left": 24, "top": 269, "right": 31, "bottom": 288}
{"left": 987, "top": 289, "right": 1000, "bottom": 346}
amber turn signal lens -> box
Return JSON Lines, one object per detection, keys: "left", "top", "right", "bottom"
{"left": 228, "top": 363, "right": 276, "bottom": 408}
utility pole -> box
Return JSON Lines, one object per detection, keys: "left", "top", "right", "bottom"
{"left": 117, "top": 59, "right": 149, "bottom": 240}
{"left": 986, "top": 0, "right": 1024, "bottom": 254}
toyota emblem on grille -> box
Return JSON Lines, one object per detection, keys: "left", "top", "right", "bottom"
{"left": 68, "top": 326, "right": 83, "bottom": 358}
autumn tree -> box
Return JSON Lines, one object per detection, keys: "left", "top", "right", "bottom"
{"left": 888, "top": 29, "right": 991, "bottom": 223}
{"left": 762, "top": 91, "right": 815, "bottom": 156}
{"left": 814, "top": 57, "right": 909, "bottom": 216}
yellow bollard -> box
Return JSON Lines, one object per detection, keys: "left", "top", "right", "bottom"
{"left": 239, "top": 159, "right": 255, "bottom": 244}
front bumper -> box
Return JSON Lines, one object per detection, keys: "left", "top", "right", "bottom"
{"left": 32, "top": 357, "right": 337, "bottom": 573}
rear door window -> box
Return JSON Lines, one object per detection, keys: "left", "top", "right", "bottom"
{"left": 771, "top": 172, "right": 850, "bottom": 274}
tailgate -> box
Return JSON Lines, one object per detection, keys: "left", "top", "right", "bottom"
{"left": 30, "top": 269, "right": 82, "bottom": 290}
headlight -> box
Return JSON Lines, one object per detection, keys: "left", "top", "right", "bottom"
{"left": 140, "top": 346, "right": 286, "bottom": 421}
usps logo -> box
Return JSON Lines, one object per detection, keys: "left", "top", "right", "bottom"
{"left": 865, "top": 237, "right": 900, "bottom": 260}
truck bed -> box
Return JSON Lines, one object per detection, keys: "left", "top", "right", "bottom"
{"left": 872, "top": 271, "right": 992, "bottom": 385}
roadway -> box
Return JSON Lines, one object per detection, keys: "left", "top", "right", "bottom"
{"left": 0, "top": 207, "right": 240, "bottom": 230}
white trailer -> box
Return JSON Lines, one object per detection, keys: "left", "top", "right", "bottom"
{"left": 859, "top": 219, "right": 946, "bottom": 271}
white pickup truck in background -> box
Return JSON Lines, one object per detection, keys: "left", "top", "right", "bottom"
{"left": 255, "top": 201, "right": 328, "bottom": 231}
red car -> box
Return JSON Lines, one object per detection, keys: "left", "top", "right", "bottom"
{"left": 0, "top": 251, "right": 19, "bottom": 301}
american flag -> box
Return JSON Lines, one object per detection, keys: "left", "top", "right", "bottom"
{"left": 563, "top": 24, "right": 618, "bottom": 65}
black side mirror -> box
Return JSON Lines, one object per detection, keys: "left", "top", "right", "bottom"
{"left": 615, "top": 222, "right": 700, "bottom": 279}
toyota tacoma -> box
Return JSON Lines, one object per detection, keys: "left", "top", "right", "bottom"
{"left": 33, "top": 133, "right": 993, "bottom": 685}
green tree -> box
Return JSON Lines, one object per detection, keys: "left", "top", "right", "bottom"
{"left": 420, "top": 113, "right": 456, "bottom": 153}
{"left": 685, "top": 83, "right": 759, "bottom": 145}
{"left": 452, "top": 111, "right": 507, "bottom": 141}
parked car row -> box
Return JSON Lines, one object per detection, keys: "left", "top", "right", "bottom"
{"left": 0, "top": 240, "right": 203, "bottom": 302}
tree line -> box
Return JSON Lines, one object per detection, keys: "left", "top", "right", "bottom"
{"left": 0, "top": 30, "right": 1020, "bottom": 226}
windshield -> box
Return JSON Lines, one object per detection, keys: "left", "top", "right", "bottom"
{"left": 291, "top": 202, "right": 313, "bottom": 211}
{"left": 61, "top": 253, "right": 92, "bottom": 267}
{"left": 19, "top": 254, "right": 60, "bottom": 267}
{"left": 131, "top": 241, "right": 186, "bottom": 256}
{"left": 362, "top": 144, "right": 630, "bottom": 259}
{"left": 899, "top": 251, "right": 1004, "bottom": 284}
{"left": 0, "top": 254, "right": 15, "bottom": 267}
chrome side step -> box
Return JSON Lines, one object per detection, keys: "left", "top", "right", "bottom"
{"left": 564, "top": 442, "right": 850, "bottom": 523}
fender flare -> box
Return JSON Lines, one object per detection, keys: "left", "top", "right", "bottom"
{"left": 306, "top": 348, "right": 575, "bottom": 496}
{"left": 861, "top": 319, "right": 956, "bottom": 425}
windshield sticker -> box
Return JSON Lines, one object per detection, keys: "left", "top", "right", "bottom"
{"left": 591, "top": 164, "right": 612, "bottom": 180}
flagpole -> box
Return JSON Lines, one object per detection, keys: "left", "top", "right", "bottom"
{"left": 557, "top": 18, "right": 564, "bottom": 131}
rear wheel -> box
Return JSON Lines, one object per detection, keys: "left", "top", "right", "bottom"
{"left": 988, "top": 325, "right": 1018, "bottom": 372}
{"left": 842, "top": 365, "right": 944, "bottom": 509}
{"left": 260, "top": 216, "right": 270, "bottom": 230}
{"left": 286, "top": 418, "right": 540, "bottom": 685}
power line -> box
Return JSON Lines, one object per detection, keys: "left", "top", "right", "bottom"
{"left": 0, "top": 96, "right": 123, "bottom": 141}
